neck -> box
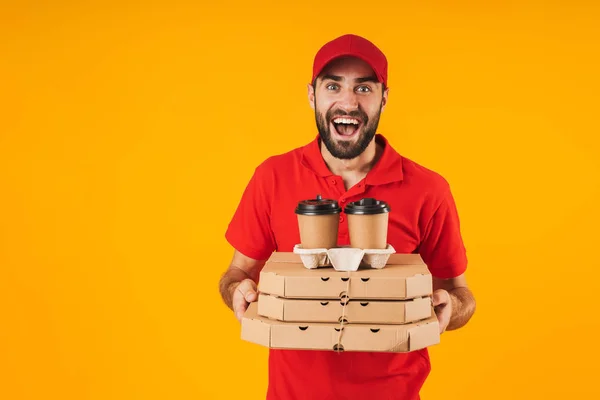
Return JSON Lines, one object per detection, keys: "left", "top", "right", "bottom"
{"left": 320, "top": 136, "right": 383, "bottom": 189}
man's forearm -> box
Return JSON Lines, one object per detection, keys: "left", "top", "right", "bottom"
{"left": 447, "top": 287, "right": 476, "bottom": 331}
{"left": 219, "top": 266, "right": 255, "bottom": 310}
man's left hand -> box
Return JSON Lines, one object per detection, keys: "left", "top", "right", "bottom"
{"left": 432, "top": 289, "right": 452, "bottom": 334}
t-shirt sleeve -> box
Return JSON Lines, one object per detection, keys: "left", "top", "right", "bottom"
{"left": 225, "top": 163, "right": 277, "bottom": 261}
{"left": 419, "top": 186, "right": 468, "bottom": 279}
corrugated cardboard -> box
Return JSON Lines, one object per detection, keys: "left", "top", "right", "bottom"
{"left": 242, "top": 302, "right": 440, "bottom": 353}
{"left": 257, "top": 293, "right": 432, "bottom": 324}
{"left": 258, "top": 252, "right": 432, "bottom": 300}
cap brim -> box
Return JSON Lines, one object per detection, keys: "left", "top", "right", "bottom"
{"left": 313, "top": 52, "right": 385, "bottom": 85}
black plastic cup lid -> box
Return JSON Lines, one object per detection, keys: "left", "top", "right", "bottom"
{"left": 344, "top": 198, "right": 390, "bottom": 215}
{"left": 295, "top": 194, "right": 341, "bottom": 216}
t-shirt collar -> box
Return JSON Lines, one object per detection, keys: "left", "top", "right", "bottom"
{"left": 300, "top": 133, "right": 404, "bottom": 185}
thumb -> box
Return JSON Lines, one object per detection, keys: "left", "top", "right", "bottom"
{"left": 432, "top": 289, "right": 449, "bottom": 307}
{"left": 245, "top": 290, "right": 257, "bottom": 302}
{"left": 238, "top": 279, "right": 258, "bottom": 303}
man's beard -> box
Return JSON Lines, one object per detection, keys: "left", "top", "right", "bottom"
{"left": 315, "top": 102, "right": 382, "bottom": 160}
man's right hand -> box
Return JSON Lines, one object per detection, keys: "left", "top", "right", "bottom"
{"left": 231, "top": 278, "right": 258, "bottom": 321}
{"left": 219, "top": 250, "right": 266, "bottom": 321}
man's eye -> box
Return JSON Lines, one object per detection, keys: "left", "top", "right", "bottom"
{"left": 356, "top": 86, "right": 371, "bottom": 93}
{"left": 326, "top": 84, "right": 339, "bottom": 90}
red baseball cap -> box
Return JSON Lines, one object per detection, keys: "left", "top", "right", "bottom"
{"left": 312, "top": 34, "right": 388, "bottom": 87}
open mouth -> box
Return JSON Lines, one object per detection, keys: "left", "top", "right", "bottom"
{"left": 331, "top": 117, "right": 362, "bottom": 138}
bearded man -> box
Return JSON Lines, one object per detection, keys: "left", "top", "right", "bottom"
{"left": 219, "top": 33, "right": 476, "bottom": 400}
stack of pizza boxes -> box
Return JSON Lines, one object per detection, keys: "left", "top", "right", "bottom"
{"left": 241, "top": 196, "right": 440, "bottom": 354}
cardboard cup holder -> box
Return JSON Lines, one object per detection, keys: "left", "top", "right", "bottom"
{"left": 291, "top": 245, "right": 330, "bottom": 269}
{"left": 293, "top": 244, "right": 396, "bottom": 271}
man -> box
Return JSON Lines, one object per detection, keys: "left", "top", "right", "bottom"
{"left": 219, "top": 34, "right": 476, "bottom": 400}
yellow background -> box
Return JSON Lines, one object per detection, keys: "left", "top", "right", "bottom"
{"left": 1, "top": 1, "right": 599, "bottom": 399}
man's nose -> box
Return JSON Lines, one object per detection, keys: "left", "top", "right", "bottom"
{"left": 338, "top": 87, "right": 359, "bottom": 111}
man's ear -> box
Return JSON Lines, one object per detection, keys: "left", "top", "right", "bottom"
{"left": 381, "top": 86, "right": 390, "bottom": 112}
{"left": 307, "top": 83, "right": 315, "bottom": 110}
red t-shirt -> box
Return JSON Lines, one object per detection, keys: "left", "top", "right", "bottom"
{"left": 226, "top": 134, "right": 468, "bottom": 400}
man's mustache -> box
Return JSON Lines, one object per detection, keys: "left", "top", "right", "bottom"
{"left": 326, "top": 109, "right": 368, "bottom": 122}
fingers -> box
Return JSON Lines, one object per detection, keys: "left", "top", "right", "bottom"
{"left": 232, "top": 293, "right": 248, "bottom": 321}
{"left": 233, "top": 279, "right": 258, "bottom": 321}
{"left": 435, "top": 304, "right": 451, "bottom": 334}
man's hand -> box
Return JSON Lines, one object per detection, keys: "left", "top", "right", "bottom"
{"left": 432, "top": 273, "right": 476, "bottom": 333}
{"left": 231, "top": 278, "right": 258, "bottom": 321}
{"left": 219, "top": 250, "right": 267, "bottom": 320}
{"left": 432, "top": 289, "right": 452, "bottom": 334}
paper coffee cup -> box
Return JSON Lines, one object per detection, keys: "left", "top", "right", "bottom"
{"left": 295, "top": 195, "right": 341, "bottom": 249}
{"left": 344, "top": 198, "right": 390, "bottom": 249}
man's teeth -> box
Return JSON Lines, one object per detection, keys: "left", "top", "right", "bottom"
{"left": 333, "top": 117, "right": 359, "bottom": 125}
